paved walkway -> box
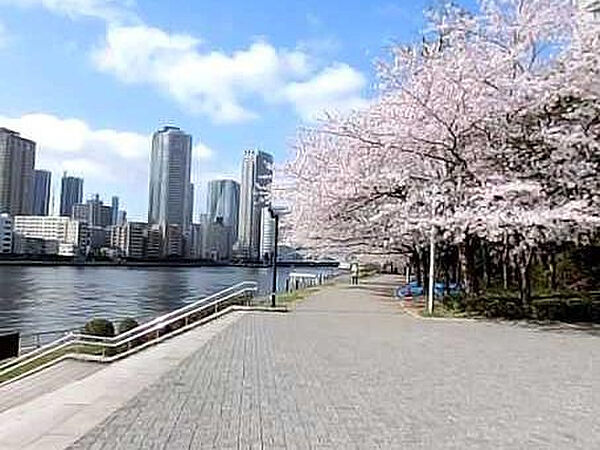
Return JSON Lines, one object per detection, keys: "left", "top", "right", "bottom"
{"left": 0, "top": 312, "right": 246, "bottom": 450}
{"left": 0, "top": 360, "right": 101, "bottom": 414}
{"left": 66, "top": 275, "right": 598, "bottom": 449}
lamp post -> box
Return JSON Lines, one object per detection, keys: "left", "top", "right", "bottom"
{"left": 268, "top": 206, "right": 288, "bottom": 308}
{"left": 269, "top": 208, "right": 279, "bottom": 307}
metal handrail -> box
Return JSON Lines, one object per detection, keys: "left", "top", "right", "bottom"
{"left": 0, "top": 282, "right": 257, "bottom": 381}
{"left": 72, "top": 287, "right": 255, "bottom": 347}
{"left": 71, "top": 281, "right": 257, "bottom": 343}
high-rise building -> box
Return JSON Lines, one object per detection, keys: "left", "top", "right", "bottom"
{"left": 260, "top": 206, "right": 275, "bottom": 261}
{"left": 190, "top": 223, "right": 203, "bottom": 259}
{"left": 0, "top": 213, "right": 13, "bottom": 253}
{"left": 207, "top": 179, "right": 240, "bottom": 239}
{"left": 60, "top": 173, "right": 83, "bottom": 217}
{"left": 111, "top": 221, "right": 147, "bottom": 259}
{"left": 148, "top": 126, "right": 192, "bottom": 256}
{"left": 0, "top": 128, "right": 36, "bottom": 216}
{"left": 116, "top": 210, "right": 127, "bottom": 226}
{"left": 33, "top": 170, "right": 51, "bottom": 216}
{"left": 237, "top": 150, "right": 273, "bottom": 260}
{"left": 111, "top": 196, "right": 119, "bottom": 225}
{"left": 71, "top": 194, "right": 112, "bottom": 227}
{"left": 188, "top": 183, "right": 194, "bottom": 226}
{"left": 202, "top": 218, "right": 232, "bottom": 261}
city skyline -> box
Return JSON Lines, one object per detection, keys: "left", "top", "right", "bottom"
{"left": 0, "top": 0, "right": 459, "bottom": 220}
{"left": 0, "top": 126, "right": 271, "bottom": 222}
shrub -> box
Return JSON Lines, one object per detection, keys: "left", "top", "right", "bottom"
{"left": 117, "top": 318, "right": 139, "bottom": 335}
{"left": 83, "top": 318, "right": 115, "bottom": 337}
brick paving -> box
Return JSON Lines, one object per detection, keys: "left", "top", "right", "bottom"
{"left": 70, "top": 276, "right": 599, "bottom": 449}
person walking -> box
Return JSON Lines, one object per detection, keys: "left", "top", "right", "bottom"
{"left": 350, "top": 261, "right": 359, "bottom": 285}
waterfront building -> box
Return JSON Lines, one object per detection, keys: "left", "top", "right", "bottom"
{"left": 0, "top": 128, "right": 36, "bottom": 216}
{"left": 190, "top": 223, "right": 203, "bottom": 259}
{"left": 207, "top": 179, "right": 240, "bottom": 248}
{"left": 60, "top": 173, "right": 83, "bottom": 217}
{"left": 33, "top": 170, "right": 51, "bottom": 216}
{"left": 165, "top": 224, "right": 183, "bottom": 257}
{"left": 111, "top": 196, "right": 119, "bottom": 225}
{"left": 188, "top": 183, "right": 194, "bottom": 227}
{"left": 148, "top": 126, "right": 192, "bottom": 257}
{"left": 116, "top": 210, "right": 127, "bottom": 226}
{"left": 12, "top": 235, "right": 59, "bottom": 255}
{"left": 13, "top": 216, "right": 88, "bottom": 256}
{"left": 88, "top": 226, "right": 111, "bottom": 251}
{"left": 71, "top": 194, "right": 112, "bottom": 227}
{"left": 260, "top": 206, "right": 275, "bottom": 261}
{"left": 202, "top": 218, "right": 232, "bottom": 261}
{"left": 146, "top": 225, "right": 162, "bottom": 259}
{"left": 237, "top": 150, "right": 273, "bottom": 260}
{"left": 0, "top": 213, "right": 12, "bottom": 253}
{"left": 111, "top": 221, "right": 147, "bottom": 259}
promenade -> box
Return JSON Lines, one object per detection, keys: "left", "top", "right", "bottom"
{"left": 1, "top": 275, "right": 598, "bottom": 449}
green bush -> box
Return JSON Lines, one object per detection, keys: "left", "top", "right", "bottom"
{"left": 83, "top": 318, "right": 115, "bottom": 337}
{"left": 117, "top": 318, "right": 139, "bottom": 334}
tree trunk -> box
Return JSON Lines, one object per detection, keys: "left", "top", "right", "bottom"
{"left": 549, "top": 252, "right": 557, "bottom": 291}
{"left": 413, "top": 249, "right": 422, "bottom": 287}
{"left": 458, "top": 242, "right": 471, "bottom": 295}
{"left": 481, "top": 243, "right": 490, "bottom": 289}
{"left": 502, "top": 231, "right": 510, "bottom": 291}
{"left": 518, "top": 248, "right": 534, "bottom": 307}
{"left": 422, "top": 249, "right": 429, "bottom": 291}
{"left": 444, "top": 263, "right": 451, "bottom": 296}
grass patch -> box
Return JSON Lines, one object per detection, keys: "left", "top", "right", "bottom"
{"left": 275, "top": 287, "right": 320, "bottom": 306}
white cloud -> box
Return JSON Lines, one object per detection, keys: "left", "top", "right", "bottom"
{"left": 1, "top": 0, "right": 136, "bottom": 23}
{"left": 193, "top": 142, "right": 214, "bottom": 161}
{"left": 284, "top": 64, "right": 368, "bottom": 120}
{"left": 92, "top": 24, "right": 366, "bottom": 123}
{"left": 0, "top": 113, "right": 148, "bottom": 161}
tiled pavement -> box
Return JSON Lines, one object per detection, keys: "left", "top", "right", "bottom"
{"left": 70, "top": 276, "right": 599, "bottom": 449}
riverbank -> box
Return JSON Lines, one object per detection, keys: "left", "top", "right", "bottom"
{"left": 0, "top": 265, "right": 341, "bottom": 342}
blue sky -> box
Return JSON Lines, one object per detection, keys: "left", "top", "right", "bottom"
{"left": 0, "top": 0, "right": 475, "bottom": 220}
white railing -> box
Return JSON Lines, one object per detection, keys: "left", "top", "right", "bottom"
{"left": 0, "top": 281, "right": 257, "bottom": 384}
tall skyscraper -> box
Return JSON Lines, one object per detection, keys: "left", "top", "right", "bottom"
{"left": 260, "top": 206, "right": 275, "bottom": 261}
{"left": 60, "top": 173, "right": 83, "bottom": 217}
{"left": 207, "top": 179, "right": 240, "bottom": 239}
{"left": 111, "top": 196, "right": 119, "bottom": 225}
{"left": 148, "top": 126, "right": 192, "bottom": 256}
{"left": 188, "top": 183, "right": 194, "bottom": 226}
{"left": 237, "top": 150, "right": 273, "bottom": 260}
{"left": 33, "top": 170, "right": 51, "bottom": 216}
{"left": 0, "top": 128, "right": 36, "bottom": 216}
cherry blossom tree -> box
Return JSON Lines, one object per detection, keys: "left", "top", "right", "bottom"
{"left": 283, "top": 0, "right": 599, "bottom": 307}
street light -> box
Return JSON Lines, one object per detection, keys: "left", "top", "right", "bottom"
{"left": 268, "top": 206, "right": 290, "bottom": 307}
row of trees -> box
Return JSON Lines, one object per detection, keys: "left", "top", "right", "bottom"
{"left": 283, "top": 0, "right": 600, "bottom": 307}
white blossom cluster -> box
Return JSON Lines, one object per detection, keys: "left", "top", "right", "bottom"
{"left": 282, "top": 0, "right": 599, "bottom": 266}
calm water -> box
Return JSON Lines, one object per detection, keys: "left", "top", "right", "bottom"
{"left": 0, "top": 265, "right": 335, "bottom": 338}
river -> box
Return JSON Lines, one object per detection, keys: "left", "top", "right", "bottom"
{"left": 0, "top": 265, "right": 336, "bottom": 341}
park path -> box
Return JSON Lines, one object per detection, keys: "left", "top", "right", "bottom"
{"left": 68, "top": 275, "right": 598, "bottom": 449}
{"left": 0, "top": 360, "right": 101, "bottom": 414}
